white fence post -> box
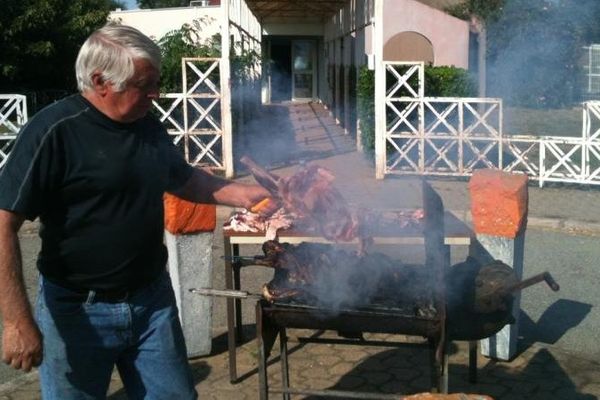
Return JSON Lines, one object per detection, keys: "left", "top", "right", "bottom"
{"left": 0, "top": 94, "right": 28, "bottom": 169}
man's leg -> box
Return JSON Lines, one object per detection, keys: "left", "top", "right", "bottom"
{"left": 35, "top": 278, "right": 124, "bottom": 400}
{"left": 117, "top": 272, "right": 197, "bottom": 400}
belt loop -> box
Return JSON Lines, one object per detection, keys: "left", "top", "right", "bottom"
{"left": 85, "top": 290, "right": 96, "bottom": 305}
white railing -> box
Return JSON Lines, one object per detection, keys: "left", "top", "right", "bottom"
{"left": 378, "top": 62, "right": 600, "bottom": 187}
{"left": 0, "top": 94, "right": 28, "bottom": 168}
{"left": 0, "top": 62, "right": 228, "bottom": 174}
{"left": 153, "top": 57, "right": 227, "bottom": 171}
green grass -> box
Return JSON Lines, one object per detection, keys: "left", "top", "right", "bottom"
{"left": 504, "top": 106, "right": 583, "bottom": 137}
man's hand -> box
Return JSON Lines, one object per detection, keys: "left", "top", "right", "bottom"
{"left": 0, "top": 209, "right": 41, "bottom": 373}
{"left": 2, "top": 318, "right": 43, "bottom": 372}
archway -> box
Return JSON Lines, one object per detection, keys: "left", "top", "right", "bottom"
{"left": 383, "top": 31, "right": 434, "bottom": 64}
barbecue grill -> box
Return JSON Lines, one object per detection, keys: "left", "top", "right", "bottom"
{"left": 250, "top": 180, "right": 452, "bottom": 399}
{"left": 193, "top": 174, "right": 559, "bottom": 398}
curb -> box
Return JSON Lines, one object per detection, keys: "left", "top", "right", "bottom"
{"left": 447, "top": 209, "right": 600, "bottom": 237}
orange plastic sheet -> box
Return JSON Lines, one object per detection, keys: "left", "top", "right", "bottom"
{"left": 164, "top": 193, "right": 216, "bottom": 234}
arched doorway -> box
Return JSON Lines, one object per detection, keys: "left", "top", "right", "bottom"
{"left": 384, "top": 31, "right": 434, "bottom": 63}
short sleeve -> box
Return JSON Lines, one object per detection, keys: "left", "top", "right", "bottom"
{"left": 0, "top": 121, "right": 61, "bottom": 220}
{"left": 162, "top": 133, "right": 194, "bottom": 192}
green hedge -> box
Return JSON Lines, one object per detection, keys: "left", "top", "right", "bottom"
{"left": 356, "top": 65, "right": 477, "bottom": 152}
{"left": 424, "top": 66, "right": 477, "bottom": 97}
{"left": 357, "top": 66, "right": 376, "bottom": 152}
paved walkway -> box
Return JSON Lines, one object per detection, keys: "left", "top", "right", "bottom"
{"left": 2, "top": 102, "right": 600, "bottom": 399}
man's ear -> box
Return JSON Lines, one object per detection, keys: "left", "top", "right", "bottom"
{"left": 90, "top": 72, "right": 109, "bottom": 95}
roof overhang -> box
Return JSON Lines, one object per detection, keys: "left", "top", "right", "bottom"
{"left": 245, "top": 0, "right": 348, "bottom": 23}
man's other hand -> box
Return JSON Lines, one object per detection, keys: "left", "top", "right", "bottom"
{"left": 2, "top": 318, "right": 43, "bottom": 371}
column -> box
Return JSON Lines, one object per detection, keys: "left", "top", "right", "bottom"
{"left": 164, "top": 193, "right": 217, "bottom": 357}
{"left": 469, "top": 169, "right": 528, "bottom": 360}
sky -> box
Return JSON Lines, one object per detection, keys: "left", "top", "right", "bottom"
{"left": 122, "top": 0, "right": 139, "bottom": 10}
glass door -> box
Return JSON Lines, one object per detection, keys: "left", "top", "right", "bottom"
{"left": 291, "top": 40, "right": 316, "bottom": 101}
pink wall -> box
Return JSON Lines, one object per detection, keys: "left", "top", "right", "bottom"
{"left": 383, "top": 0, "right": 469, "bottom": 68}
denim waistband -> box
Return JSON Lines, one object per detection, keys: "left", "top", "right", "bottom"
{"left": 42, "top": 271, "right": 168, "bottom": 304}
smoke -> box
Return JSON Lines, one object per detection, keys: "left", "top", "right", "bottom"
{"left": 269, "top": 242, "right": 434, "bottom": 315}
{"left": 485, "top": 0, "right": 600, "bottom": 108}
{"left": 309, "top": 249, "right": 390, "bottom": 311}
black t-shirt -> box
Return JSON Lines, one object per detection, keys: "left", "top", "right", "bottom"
{"left": 0, "top": 94, "right": 193, "bottom": 291}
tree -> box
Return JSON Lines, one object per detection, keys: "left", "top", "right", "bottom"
{"left": 137, "top": 0, "right": 189, "bottom": 8}
{"left": 445, "top": 0, "right": 504, "bottom": 23}
{"left": 448, "top": 0, "right": 600, "bottom": 108}
{"left": 485, "top": 0, "right": 600, "bottom": 108}
{"left": 0, "top": 0, "right": 124, "bottom": 93}
{"left": 157, "top": 21, "right": 220, "bottom": 92}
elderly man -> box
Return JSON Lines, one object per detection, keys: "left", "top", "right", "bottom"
{"left": 0, "top": 24, "right": 269, "bottom": 399}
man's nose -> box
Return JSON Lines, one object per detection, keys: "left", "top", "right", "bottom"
{"left": 147, "top": 89, "right": 159, "bottom": 100}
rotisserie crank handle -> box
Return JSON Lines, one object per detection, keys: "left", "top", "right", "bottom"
{"left": 542, "top": 272, "right": 560, "bottom": 291}
{"left": 506, "top": 271, "right": 560, "bottom": 294}
{"left": 189, "top": 288, "right": 263, "bottom": 300}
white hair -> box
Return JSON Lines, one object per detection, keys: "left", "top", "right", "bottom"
{"left": 75, "top": 24, "right": 161, "bottom": 93}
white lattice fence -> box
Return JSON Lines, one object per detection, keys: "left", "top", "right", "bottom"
{"left": 0, "top": 94, "right": 28, "bottom": 168}
{"left": 378, "top": 62, "right": 600, "bottom": 187}
{"left": 382, "top": 62, "right": 503, "bottom": 177}
{"left": 153, "top": 57, "right": 227, "bottom": 171}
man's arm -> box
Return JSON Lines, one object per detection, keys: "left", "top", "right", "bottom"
{"left": 170, "top": 167, "right": 272, "bottom": 210}
{"left": 0, "top": 210, "right": 42, "bottom": 372}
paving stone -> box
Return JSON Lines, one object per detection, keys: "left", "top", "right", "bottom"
{"left": 314, "top": 354, "right": 342, "bottom": 367}
{"left": 469, "top": 382, "right": 509, "bottom": 399}
{"left": 580, "top": 383, "right": 600, "bottom": 397}
{"left": 339, "top": 348, "right": 370, "bottom": 362}
{"left": 389, "top": 367, "right": 422, "bottom": 382}
{"left": 329, "top": 361, "right": 358, "bottom": 375}
{"left": 361, "top": 371, "right": 393, "bottom": 385}
{"left": 380, "top": 379, "right": 412, "bottom": 394}
{"left": 333, "top": 375, "right": 366, "bottom": 390}
{"left": 305, "top": 344, "right": 336, "bottom": 355}
{"left": 381, "top": 354, "right": 414, "bottom": 368}
{"left": 298, "top": 365, "right": 332, "bottom": 380}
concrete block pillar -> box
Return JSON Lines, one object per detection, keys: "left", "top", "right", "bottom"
{"left": 164, "top": 193, "right": 217, "bottom": 358}
{"left": 468, "top": 169, "right": 528, "bottom": 361}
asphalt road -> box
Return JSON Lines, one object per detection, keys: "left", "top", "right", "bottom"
{"left": 1, "top": 227, "right": 599, "bottom": 387}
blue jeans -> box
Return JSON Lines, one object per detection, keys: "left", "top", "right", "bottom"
{"left": 35, "top": 271, "right": 198, "bottom": 400}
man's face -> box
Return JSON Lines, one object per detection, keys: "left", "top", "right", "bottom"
{"left": 107, "top": 58, "right": 160, "bottom": 123}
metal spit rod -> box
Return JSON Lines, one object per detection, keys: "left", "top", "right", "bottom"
{"left": 189, "top": 287, "right": 263, "bottom": 300}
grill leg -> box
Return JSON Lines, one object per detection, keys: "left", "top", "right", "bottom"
{"left": 439, "top": 341, "right": 449, "bottom": 394}
{"left": 428, "top": 338, "right": 438, "bottom": 392}
{"left": 233, "top": 245, "right": 244, "bottom": 343}
{"left": 279, "top": 328, "right": 290, "bottom": 400}
{"left": 257, "top": 302, "right": 269, "bottom": 400}
{"left": 469, "top": 340, "right": 478, "bottom": 383}
{"left": 429, "top": 338, "right": 449, "bottom": 394}
{"left": 224, "top": 237, "right": 237, "bottom": 383}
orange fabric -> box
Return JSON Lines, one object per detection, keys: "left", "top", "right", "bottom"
{"left": 163, "top": 193, "right": 216, "bottom": 234}
{"left": 469, "top": 169, "right": 528, "bottom": 238}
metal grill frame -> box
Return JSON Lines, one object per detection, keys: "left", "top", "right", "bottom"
{"left": 254, "top": 181, "right": 457, "bottom": 399}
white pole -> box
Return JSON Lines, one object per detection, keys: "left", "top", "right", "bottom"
{"left": 221, "top": 0, "right": 234, "bottom": 177}
{"left": 374, "top": 0, "right": 385, "bottom": 179}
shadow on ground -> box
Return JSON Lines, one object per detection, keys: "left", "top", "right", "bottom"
{"left": 519, "top": 299, "right": 592, "bottom": 351}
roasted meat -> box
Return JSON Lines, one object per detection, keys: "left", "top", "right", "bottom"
{"left": 240, "top": 156, "right": 360, "bottom": 242}
{"left": 259, "top": 240, "right": 435, "bottom": 315}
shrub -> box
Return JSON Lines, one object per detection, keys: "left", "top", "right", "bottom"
{"left": 424, "top": 66, "right": 477, "bottom": 97}
{"left": 357, "top": 66, "right": 375, "bottom": 152}
{"left": 356, "top": 65, "right": 476, "bottom": 152}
